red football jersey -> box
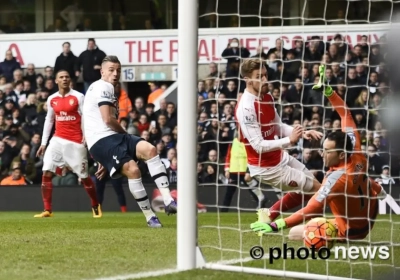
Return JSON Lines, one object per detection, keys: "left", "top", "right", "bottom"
{"left": 235, "top": 90, "right": 282, "bottom": 167}
{"left": 41, "top": 90, "right": 84, "bottom": 145}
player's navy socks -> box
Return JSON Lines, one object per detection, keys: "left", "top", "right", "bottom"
{"left": 128, "top": 178, "right": 156, "bottom": 221}
{"left": 82, "top": 177, "right": 99, "bottom": 207}
{"left": 41, "top": 175, "right": 53, "bottom": 212}
{"left": 145, "top": 155, "right": 174, "bottom": 205}
{"left": 269, "top": 192, "right": 312, "bottom": 221}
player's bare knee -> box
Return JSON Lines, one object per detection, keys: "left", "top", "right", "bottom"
{"left": 244, "top": 173, "right": 251, "bottom": 182}
{"left": 122, "top": 161, "right": 141, "bottom": 179}
{"left": 136, "top": 141, "right": 157, "bottom": 160}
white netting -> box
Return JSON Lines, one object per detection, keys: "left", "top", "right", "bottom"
{"left": 196, "top": 1, "right": 400, "bottom": 279}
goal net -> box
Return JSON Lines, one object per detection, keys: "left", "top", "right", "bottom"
{"left": 188, "top": 0, "right": 400, "bottom": 279}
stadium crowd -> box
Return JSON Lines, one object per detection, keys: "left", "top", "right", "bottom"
{"left": 0, "top": 33, "right": 396, "bottom": 193}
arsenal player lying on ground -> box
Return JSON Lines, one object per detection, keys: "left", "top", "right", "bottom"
{"left": 34, "top": 70, "right": 101, "bottom": 218}
{"left": 235, "top": 58, "right": 323, "bottom": 223}
{"left": 250, "top": 65, "right": 387, "bottom": 240}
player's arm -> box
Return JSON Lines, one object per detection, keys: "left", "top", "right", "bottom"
{"left": 99, "top": 105, "right": 126, "bottom": 134}
{"left": 41, "top": 97, "right": 55, "bottom": 146}
{"left": 273, "top": 108, "right": 293, "bottom": 137}
{"left": 274, "top": 108, "right": 322, "bottom": 141}
{"left": 313, "top": 65, "right": 361, "bottom": 151}
{"left": 97, "top": 87, "right": 126, "bottom": 134}
{"left": 78, "top": 93, "right": 86, "bottom": 143}
{"left": 251, "top": 170, "right": 345, "bottom": 233}
{"left": 236, "top": 105, "right": 301, "bottom": 153}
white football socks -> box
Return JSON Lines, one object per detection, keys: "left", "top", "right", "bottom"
{"left": 146, "top": 155, "right": 174, "bottom": 205}
{"left": 128, "top": 178, "right": 155, "bottom": 221}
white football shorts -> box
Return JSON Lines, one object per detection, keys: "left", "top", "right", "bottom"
{"left": 42, "top": 136, "right": 88, "bottom": 178}
{"left": 248, "top": 151, "right": 314, "bottom": 192}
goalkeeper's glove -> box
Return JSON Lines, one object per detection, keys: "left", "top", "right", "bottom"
{"left": 312, "top": 64, "right": 333, "bottom": 97}
{"left": 250, "top": 219, "right": 286, "bottom": 234}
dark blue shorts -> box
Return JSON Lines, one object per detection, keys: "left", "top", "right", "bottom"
{"left": 90, "top": 134, "right": 144, "bottom": 179}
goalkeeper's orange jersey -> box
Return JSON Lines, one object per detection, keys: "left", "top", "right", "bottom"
{"left": 285, "top": 92, "right": 379, "bottom": 239}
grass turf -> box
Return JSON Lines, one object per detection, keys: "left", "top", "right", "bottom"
{"left": 0, "top": 212, "right": 399, "bottom": 280}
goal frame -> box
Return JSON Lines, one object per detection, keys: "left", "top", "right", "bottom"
{"left": 176, "top": 0, "right": 389, "bottom": 279}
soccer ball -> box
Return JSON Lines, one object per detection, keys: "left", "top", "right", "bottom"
{"left": 303, "top": 218, "right": 337, "bottom": 250}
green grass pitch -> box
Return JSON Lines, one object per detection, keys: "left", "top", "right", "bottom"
{"left": 0, "top": 212, "right": 399, "bottom": 280}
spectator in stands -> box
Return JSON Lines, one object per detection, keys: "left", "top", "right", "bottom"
{"left": 24, "top": 64, "right": 38, "bottom": 91}
{"left": 157, "top": 114, "right": 171, "bottom": 135}
{"left": 35, "top": 74, "right": 45, "bottom": 91}
{"left": 137, "top": 114, "right": 150, "bottom": 134}
{"left": 207, "top": 63, "right": 219, "bottom": 78}
{"left": 167, "top": 157, "right": 177, "bottom": 184}
{"left": 155, "top": 99, "right": 167, "bottom": 118}
{"left": 54, "top": 42, "right": 78, "bottom": 85}
{"left": 145, "top": 103, "right": 156, "bottom": 122}
{"left": 10, "top": 143, "right": 36, "bottom": 183}
{"left": 44, "top": 78, "right": 57, "bottom": 94}
{"left": 252, "top": 45, "right": 268, "bottom": 61}
{"left": 147, "top": 82, "right": 164, "bottom": 104}
{"left": 75, "top": 38, "right": 106, "bottom": 93}
{"left": 0, "top": 140, "right": 14, "bottom": 179}
{"left": 221, "top": 38, "right": 250, "bottom": 80}
{"left": 267, "top": 38, "right": 288, "bottom": 60}
{"left": 134, "top": 97, "right": 145, "bottom": 114}
{"left": 375, "top": 165, "right": 396, "bottom": 186}
{"left": 43, "top": 66, "right": 55, "bottom": 81}
{"left": 115, "top": 82, "right": 132, "bottom": 120}
{"left": 0, "top": 165, "right": 26, "bottom": 185}
{"left": 22, "top": 94, "right": 38, "bottom": 129}
{"left": 4, "top": 123, "right": 30, "bottom": 149}
{"left": 3, "top": 19, "right": 24, "bottom": 34}
{"left": 46, "top": 17, "right": 68, "bottom": 32}
{"left": 13, "top": 69, "right": 23, "bottom": 83}
{"left": 60, "top": 0, "right": 83, "bottom": 31}
{"left": 165, "top": 102, "right": 177, "bottom": 129}
{"left": 76, "top": 18, "right": 93, "bottom": 32}
{"left": 0, "top": 50, "right": 21, "bottom": 83}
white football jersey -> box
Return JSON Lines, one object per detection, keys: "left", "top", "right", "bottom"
{"left": 83, "top": 79, "right": 118, "bottom": 149}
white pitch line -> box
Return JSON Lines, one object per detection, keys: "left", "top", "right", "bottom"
{"left": 90, "top": 257, "right": 258, "bottom": 280}
{"left": 91, "top": 252, "right": 345, "bottom": 280}
{"left": 91, "top": 268, "right": 180, "bottom": 280}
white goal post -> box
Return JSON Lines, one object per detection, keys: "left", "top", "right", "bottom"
{"left": 177, "top": 0, "right": 397, "bottom": 279}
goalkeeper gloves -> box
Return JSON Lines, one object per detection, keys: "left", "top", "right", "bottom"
{"left": 312, "top": 64, "right": 333, "bottom": 97}
{"left": 250, "top": 218, "right": 287, "bottom": 234}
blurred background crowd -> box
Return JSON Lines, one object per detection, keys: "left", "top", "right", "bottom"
{"left": 0, "top": 32, "right": 396, "bottom": 190}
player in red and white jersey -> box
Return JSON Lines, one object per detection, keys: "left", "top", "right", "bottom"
{"left": 235, "top": 58, "right": 323, "bottom": 223}
{"left": 34, "top": 70, "right": 101, "bottom": 218}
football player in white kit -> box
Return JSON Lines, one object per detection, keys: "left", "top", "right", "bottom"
{"left": 235, "top": 58, "right": 323, "bottom": 224}
{"left": 82, "top": 55, "right": 177, "bottom": 227}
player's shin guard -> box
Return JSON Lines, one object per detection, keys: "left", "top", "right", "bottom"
{"left": 145, "top": 155, "right": 174, "bottom": 205}
{"left": 128, "top": 178, "right": 156, "bottom": 221}
{"left": 41, "top": 175, "right": 53, "bottom": 211}
{"left": 269, "top": 192, "right": 312, "bottom": 221}
{"left": 81, "top": 177, "right": 99, "bottom": 207}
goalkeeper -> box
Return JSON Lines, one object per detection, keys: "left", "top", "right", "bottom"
{"left": 251, "top": 65, "right": 387, "bottom": 241}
